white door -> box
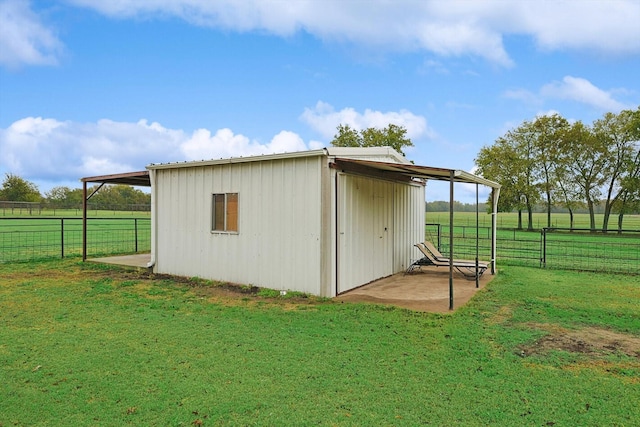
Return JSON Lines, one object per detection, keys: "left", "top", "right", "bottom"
{"left": 337, "top": 174, "right": 393, "bottom": 293}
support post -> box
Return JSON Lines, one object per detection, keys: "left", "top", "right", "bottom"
{"left": 476, "top": 183, "right": 479, "bottom": 288}
{"left": 449, "top": 171, "right": 454, "bottom": 311}
{"left": 82, "top": 181, "right": 87, "bottom": 261}
{"left": 61, "top": 218, "right": 65, "bottom": 259}
{"left": 491, "top": 188, "right": 500, "bottom": 275}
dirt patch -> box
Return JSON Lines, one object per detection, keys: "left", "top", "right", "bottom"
{"left": 518, "top": 324, "right": 640, "bottom": 359}
{"left": 77, "top": 266, "right": 324, "bottom": 308}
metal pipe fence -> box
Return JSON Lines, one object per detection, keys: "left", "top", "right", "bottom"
{"left": 0, "top": 217, "right": 150, "bottom": 263}
{"left": 426, "top": 224, "right": 640, "bottom": 274}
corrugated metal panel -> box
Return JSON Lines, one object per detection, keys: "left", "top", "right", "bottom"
{"left": 337, "top": 174, "right": 394, "bottom": 293}
{"left": 393, "top": 182, "right": 425, "bottom": 272}
{"left": 336, "top": 174, "right": 424, "bottom": 294}
{"left": 154, "top": 156, "right": 324, "bottom": 295}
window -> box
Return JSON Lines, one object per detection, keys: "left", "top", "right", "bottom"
{"left": 212, "top": 193, "right": 238, "bottom": 232}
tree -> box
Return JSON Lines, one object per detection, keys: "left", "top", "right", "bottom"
{"left": 475, "top": 122, "right": 540, "bottom": 230}
{"left": 613, "top": 107, "right": 640, "bottom": 231}
{"left": 45, "top": 186, "right": 83, "bottom": 209}
{"left": 0, "top": 173, "right": 42, "bottom": 202}
{"left": 88, "top": 185, "right": 150, "bottom": 210}
{"left": 553, "top": 158, "right": 583, "bottom": 230}
{"left": 593, "top": 109, "right": 639, "bottom": 231}
{"left": 331, "top": 123, "right": 413, "bottom": 156}
{"left": 558, "top": 121, "right": 606, "bottom": 230}
{"left": 531, "top": 114, "right": 569, "bottom": 228}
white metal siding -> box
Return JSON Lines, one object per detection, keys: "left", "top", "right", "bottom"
{"left": 337, "top": 174, "right": 393, "bottom": 293}
{"left": 393, "top": 182, "right": 425, "bottom": 272}
{"left": 336, "top": 174, "right": 424, "bottom": 294}
{"left": 153, "top": 156, "right": 324, "bottom": 295}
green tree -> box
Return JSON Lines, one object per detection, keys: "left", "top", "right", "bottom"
{"left": 475, "top": 123, "right": 540, "bottom": 230}
{"left": 558, "top": 121, "right": 607, "bottom": 230}
{"left": 331, "top": 123, "right": 413, "bottom": 156}
{"left": 593, "top": 109, "right": 640, "bottom": 231}
{"left": 531, "top": 114, "right": 570, "bottom": 228}
{"left": 89, "top": 185, "right": 150, "bottom": 210}
{"left": 553, "top": 157, "right": 583, "bottom": 230}
{"left": 45, "top": 186, "right": 84, "bottom": 209}
{"left": 613, "top": 106, "right": 640, "bottom": 230}
{"left": 0, "top": 173, "right": 42, "bottom": 202}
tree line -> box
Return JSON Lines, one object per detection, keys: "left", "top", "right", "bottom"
{"left": 475, "top": 107, "right": 640, "bottom": 231}
{"left": 0, "top": 173, "right": 151, "bottom": 210}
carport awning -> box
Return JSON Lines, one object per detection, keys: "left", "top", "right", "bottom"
{"left": 80, "top": 170, "right": 150, "bottom": 262}
{"left": 81, "top": 171, "right": 150, "bottom": 187}
{"left": 332, "top": 158, "right": 500, "bottom": 188}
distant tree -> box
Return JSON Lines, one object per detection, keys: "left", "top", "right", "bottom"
{"left": 558, "top": 121, "right": 606, "bottom": 230}
{"left": 531, "top": 114, "right": 570, "bottom": 228}
{"left": 613, "top": 106, "right": 640, "bottom": 230}
{"left": 593, "top": 109, "right": 640, "bottom": 231}
{"left": 553, "top": 159, "right": 583, "bottom": 230}
{"left": 45, "top": 186, "right": 83, "bottom": 208}
{"left": 475, "top": 126, "right": 540, "bottom": 230}
{"left": 331, "top": 123, "right": 413, "bottom": 156}
{"left": 89, "top": 185, "right": 150, "bottom": 210}
{"left": 0, "top": 173, "right": 42, "bottom": 202}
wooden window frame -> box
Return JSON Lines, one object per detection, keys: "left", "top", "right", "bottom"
{"left": 211, "top": 193, "right": 238, "bottom": 233}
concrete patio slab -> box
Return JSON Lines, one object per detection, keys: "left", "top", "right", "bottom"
{"left": 89, "top": 253, "right": 151, "bottom": 269}
{"left": 335, "top": 266, "right": 496, "bottom": 313}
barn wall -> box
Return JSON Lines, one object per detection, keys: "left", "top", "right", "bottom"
{"left": 153, "top": 156, "right": 325, "bottom": 295}
{"left": 392, "top": 181, "right": 425, "bottom": 272}
{"left": 335, "top": 173, "right": 424, "bottom": 294}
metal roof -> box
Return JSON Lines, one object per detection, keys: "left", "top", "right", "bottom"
{"left": 332, "top": 158, "right": 501, "bottom": 188}
{"left": 80, "top": 148, "right": 499, "bottom": 189}
{"left": 80, "top": 171, "right": 151, "bottom": 187}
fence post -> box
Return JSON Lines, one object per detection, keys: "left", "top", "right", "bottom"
{"left": 134, "top": 218, "right": 138, "bottom": 253}
{"left": 540, "top": 228, "right": 547, "bottom": 268}
{"left": 61, "top": 218, "right": 64, "bottom": 259}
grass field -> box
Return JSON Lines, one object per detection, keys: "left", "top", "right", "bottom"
{"left": 1, "top": 259, "right": 639, "bottom": 426}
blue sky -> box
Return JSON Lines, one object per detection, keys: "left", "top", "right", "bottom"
{"left": 1, "top": 0, "right": 639, "bottom": 202}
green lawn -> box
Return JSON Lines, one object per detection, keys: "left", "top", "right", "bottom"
{"left": 1, "top": 259, "right": 638, "bottom": 426}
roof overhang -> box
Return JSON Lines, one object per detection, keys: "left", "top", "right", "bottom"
{"left": 81, "top": 171, "right": 151, "bottom": 187}
{"left": 331, "top": 158, "right": 501, "bottom": 188}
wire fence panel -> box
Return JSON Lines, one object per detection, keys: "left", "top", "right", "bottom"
{"left": 0, "top": 218, "right": 150, "bottom": 263}
{"left": 427, "top": 224, "right": 640, "bottom": 273}
{"left": 542, "top": 228, "right": 640, "bottom": 274}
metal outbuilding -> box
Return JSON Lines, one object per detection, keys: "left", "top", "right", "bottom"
{"left": 136, "top": 147, "right": 500, "bottom": 298}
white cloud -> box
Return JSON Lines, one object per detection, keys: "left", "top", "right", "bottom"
{"left": 505, "top": 76, "right": 629, "bottom": 112}
{"left": 65, "top": 0, "right": 640, "bottom": 67}
{"left": 518, "top": 0, "right": 640, "bottom": 55}
{"left": 4, "top": 1, "right": 638, "bottom": 70}
{"left": 301, "top": 101, "right": 434, "bottom": 141}
{"left": 541, "top": 76, "right": 628, "bottom": 112}
{"left": 0, "top": 117, "right": 317, "bottom": 186}
{"left": 181, "top": 128, "right": 310, "bottom": 160}
{"left": 0, "top": 0, "right": 63, "bottom": 68}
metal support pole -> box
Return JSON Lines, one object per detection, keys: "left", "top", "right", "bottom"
{"left": 491, "top": 188, "right": 499, "bottom": 275}
{"left": 82, "top": 182, "right": 87, "bottom": 261}
{"left": 542, "top": 228, "right": 547, "bottom": 268}
{"left": 134, "top": 218, "right": 138, "bottom": 253}
{"left": 449, "top": 171, "right": 454, "bottom": 311}
{"left": 61, "top": 218, "right": 65, "bottom": 259}
{"left": 476, "top": 183, "right": 479, "bottom": 288}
